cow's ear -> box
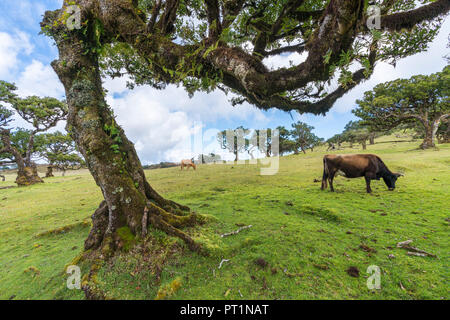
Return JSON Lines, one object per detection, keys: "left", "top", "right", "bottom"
{"left": 394, "top": 173, "right": 404, "bottom": 178}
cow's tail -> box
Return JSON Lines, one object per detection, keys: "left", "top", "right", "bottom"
{"left": 321, "top": 156, "right": 329, "bottom": 190}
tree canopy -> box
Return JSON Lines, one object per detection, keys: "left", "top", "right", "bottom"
{"left": 43, "top": 0, "right": 450, "bottom": 115}
{"left": 290, "top": 121, "right": 323, "bottom": 153}
{"left": 353, "top": 65, "right": 450, "bottom": 148}
{"left": 40, "top": 131, "right": 85, "bottom": 176}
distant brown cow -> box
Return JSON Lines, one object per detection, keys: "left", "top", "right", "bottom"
{"left": 181, "top": 158, "right": 196, "bottom": 170}
{"left": 321, "top": 154, "right": 403, "bottom": 193}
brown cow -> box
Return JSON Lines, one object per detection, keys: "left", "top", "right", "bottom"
{"left": 180, "top": 158, "right": 197, "bottom": 170}
{"left": 321, "top": 154, "right": 403, "bottom": 193}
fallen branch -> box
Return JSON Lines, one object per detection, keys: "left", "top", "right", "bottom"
{"left": 396, "top": 240, "right": 436, "bottom": 258}
{"left": 221, "top": 225, "right": 252, "bottom": 237}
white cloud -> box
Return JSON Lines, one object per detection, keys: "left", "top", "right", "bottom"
{"left": 0, "top": 31, "right": 33, "bottom": 79}
{"left": 263, "top": 52, "right": 307, "bottom": 70}
{"left": 104, "top": 78, "right": 269, "bottom": 163}
{"left": 15, "top": 60, "right": 65, "bottom": 98}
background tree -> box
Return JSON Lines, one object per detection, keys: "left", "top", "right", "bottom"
{"left": 0, "top": 129, "right": 46, "bottom": 167}
{"left": 198, "top": 153, "right": 221, "bottom": 164}
{"left": 290, "top": 121, "right": 322, "bottom": 154}
{"left": 341, "top": 120, "right": 375, "bottom": 149}
{"left": 218, "top": 126, "right": 249, "bottom": 161}
{"left": 40, "top": 0, "right": 450, "bottom": 274}
{"left": 277, "top": 126, "right": 297, "bottom": 156}
{"left": 249, "top": 128, "right": 275, "bottom": 158}
{"left": 327, "top": 134, "right": 343, "bottom": 150}
{"left": 353, "top": 66, "right": 450, "bottom": 149}
{"left": 40, "top": 132, "right": 85, "bottom": 177}
{"left": 0, "top": 81, "right": 67, "bottom": 185}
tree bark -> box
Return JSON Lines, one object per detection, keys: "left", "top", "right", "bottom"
{"left": 43, "top": 9, "right": 202, "bottom": 258}
{"left": 45, "top": 166, "right": 54, "bottom": 178}
{"left": 369, "top": 134, "right": 375, "bottom": 145}
{"left": 420, "top": 119, "right": 438, "bottom": 149}
{"left": 361, "top": 140, "right": 367, "bottom": 150}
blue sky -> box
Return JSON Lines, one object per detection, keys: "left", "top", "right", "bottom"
{"left": 1, "top": 0, "right": 449, "bottom": 164}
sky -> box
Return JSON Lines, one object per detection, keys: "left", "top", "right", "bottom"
{"left": 0, "top": 0, "right": 449, "bottom": 164}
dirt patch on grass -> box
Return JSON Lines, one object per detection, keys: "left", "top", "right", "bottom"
{"left": 254, "top": 258, "right": 268, "bottom": 269}
{"left": 346, "top": 266, "right": 360, "bottom": 277}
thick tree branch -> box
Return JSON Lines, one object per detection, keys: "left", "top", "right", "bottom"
{"left": 205, "top": 0, "right": 222, "bottom": 39}
{"left": 379, "top": 0, "right": 450, "bottom": 31}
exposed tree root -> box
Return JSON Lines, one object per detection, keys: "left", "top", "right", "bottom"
{"left": 84, "top": 196, "right": 206, "bottom": 256}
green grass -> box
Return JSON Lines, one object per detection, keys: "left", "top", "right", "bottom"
{"left": 0, "top": 136, "right": 449, "bottom": 300}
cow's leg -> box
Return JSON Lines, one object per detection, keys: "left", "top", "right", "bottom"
{"left": 328, "top": 171, "right": 336, "bottom": 192}
{"left": 364, "top": 173, "right": 374, "bottom": 193}
{"left": 321, "top": 158, "right": 329, "bottom": 190}
{"left": 321, "top": 169, "right": 328, "bottom": 190}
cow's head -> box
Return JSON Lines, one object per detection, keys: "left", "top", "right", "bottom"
{"left": 383, "top": 172, "right": 403, "bottom": 191}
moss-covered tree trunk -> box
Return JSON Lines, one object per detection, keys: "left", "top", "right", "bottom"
{"left": 43, "top": 11, "right": 202, "bottom": 260}
{"left": 16, "top": 165, "right": 44, "bottom": 186}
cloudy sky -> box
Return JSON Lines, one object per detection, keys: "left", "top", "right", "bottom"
{"left": 1, "top": 0, "right": 449, "bottom": 164}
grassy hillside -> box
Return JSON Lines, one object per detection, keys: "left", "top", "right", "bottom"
{"left": 0, "top": 136, "right": 449, "bottom": 300}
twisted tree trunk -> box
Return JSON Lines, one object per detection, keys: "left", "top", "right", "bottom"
{"left": 43, "top": 10, "right": 203, "bottom": 260}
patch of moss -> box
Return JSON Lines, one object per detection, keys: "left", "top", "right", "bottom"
{"left": 116, "top": 226, "right": 137, "bottom": 251}
{"left": 155, "top": 277, "right": 182, "bottom": 300}
{"left": 298, "top": 205, "right": 341, "bottom": 222}
{"left": 24, "top": 266, "right": 40, "bottom": 277}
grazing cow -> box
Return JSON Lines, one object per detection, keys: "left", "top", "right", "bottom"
{"left": 181, "top": 158, "right": 197, "bottom": 170}
{"left": 321, "top": 154, "right": 403, "bottom": 193}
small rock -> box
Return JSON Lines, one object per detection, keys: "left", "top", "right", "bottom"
{"left": 388, "top": 254, "right": 396, "bottom": 259}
